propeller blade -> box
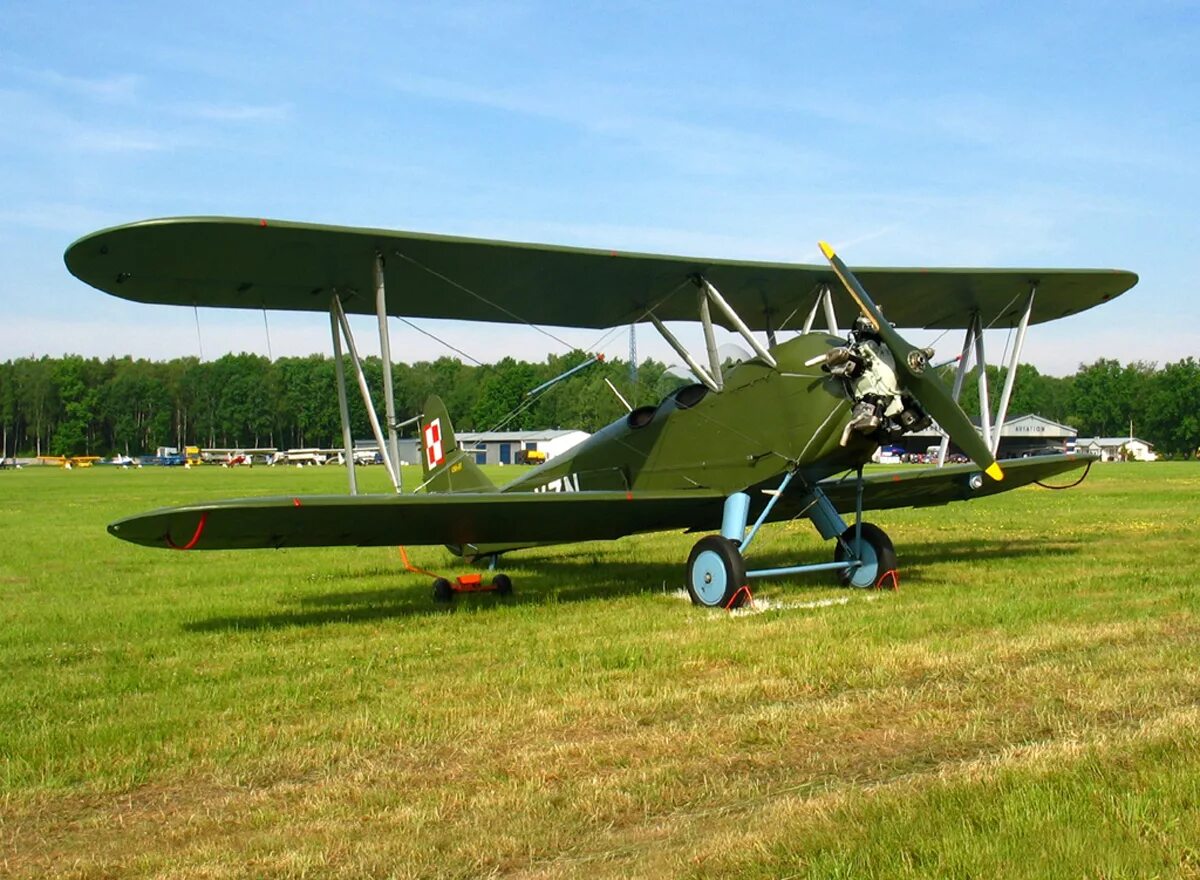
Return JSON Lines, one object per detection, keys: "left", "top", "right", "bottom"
{"left": 902, "top": 365, "right": 1004, "bottom": 481}
{"left": 818, "top": 241, "right": 1004, "bottom": 481}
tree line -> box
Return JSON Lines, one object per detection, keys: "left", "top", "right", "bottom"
{"left": 952, "top": 358, "right": 1200, "bottom": 457}
{"left": 1, "top": 351, "right": 1197, "bottom": 458}
{"left": 0, "top": 351, "right": 685, "bottom": 458}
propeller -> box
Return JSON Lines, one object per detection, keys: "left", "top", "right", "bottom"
{"left": 818, "top": 241, "right": 1004, "bottom": 481}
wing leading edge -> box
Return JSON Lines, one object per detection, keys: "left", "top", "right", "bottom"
{"left": 66, "top": 217, "right": 1137, "bottom": 332}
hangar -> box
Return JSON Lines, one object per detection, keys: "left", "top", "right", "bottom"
{"left": 902, "top": 413, "right": 1078, "bottom": 460}
{"left": 456, "top": 429, "right": 591, "bottom": 465}
{"left": 389, "top": 429, "right": 590, "bottom": 466}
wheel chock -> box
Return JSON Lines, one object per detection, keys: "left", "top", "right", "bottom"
{"left": 725, "top": 584, "right": 755, "bottom": 610}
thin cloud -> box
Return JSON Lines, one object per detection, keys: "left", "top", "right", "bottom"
{"left": 681, "top": 77, "right": 1190, "bottom": 178}
{"left": 70, "top": 129, "right": 166, "bottom": 153}
{"left": 389, "top": 73, "right": 840, "bottom": 178}
{"left": 0, "top": 87, "right": 173, "bottom": 154}
{"left": 177, "top": 102, "right": 293, "bottom": 123}
{"left": 13, "top": 67, "right": 142, "bottom": 102}
{"left": 0, "top": 203, "right": 127, "bottom": 234}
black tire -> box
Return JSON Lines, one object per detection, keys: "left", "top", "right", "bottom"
{"left": 685, "top": 535, "right": 748, "bottom": 609}
{"left": 491, "top": 573, "right": 513, "bottom": 595}
{"left": 834, "top": 522, "right": 897, "bottom": 588}
{"left": 432, "top": 577, "right": 454, "bottom": 603}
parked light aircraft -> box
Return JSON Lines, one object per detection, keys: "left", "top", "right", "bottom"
{"left": 65, "top": 218, "right": 1136, "bottom": 607}
{"left": 39, "top": 455, "right": 101, "bottom": 469}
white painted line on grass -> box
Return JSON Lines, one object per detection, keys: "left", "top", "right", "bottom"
{"left": 666, "top": 589, "right": 882, "bottom": 616}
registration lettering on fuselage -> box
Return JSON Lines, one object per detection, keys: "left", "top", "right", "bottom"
{"left": 533, "top": 473, "right": 580, "bottom": 493}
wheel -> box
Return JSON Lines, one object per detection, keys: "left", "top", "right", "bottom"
{"left": 491, "top": 573, "right": 513, "bottom": 595}
{"left": 432, "top": 577, "right": 454, "bottom": 603}
{"left": 686, "top": 535, "right": 748, "bottom": 609}
{"left": 834, "top": 522, "right": 897, "bottom": 588}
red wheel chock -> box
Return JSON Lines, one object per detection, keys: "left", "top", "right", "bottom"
{"left": 725, "top": 584, "right": 756, "bottom": 611}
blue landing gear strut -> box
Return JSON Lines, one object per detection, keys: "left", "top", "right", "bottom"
{"left": 683, "top": 467, "right": 898, "bottom": 608}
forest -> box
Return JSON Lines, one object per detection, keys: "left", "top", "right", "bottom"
{"left": 1, "top": 350, "right": 1197, "bottom": 458}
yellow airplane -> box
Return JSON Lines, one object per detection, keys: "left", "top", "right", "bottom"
{"left": 39, "top": 455, "right": 102, "bottom": 469}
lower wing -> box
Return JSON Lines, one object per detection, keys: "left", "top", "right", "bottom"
{"left": 108, "top": 455, "right": 1092, "bottom": 552}
{"left": 812, "top": 453, "right": 1094, "bottom": 513}
{"left": 107, "top": 489, "right": 726, "bottom": 551}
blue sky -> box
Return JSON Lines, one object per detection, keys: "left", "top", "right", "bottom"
{"left": 1, "top": 1, "right": 1196, "bottom": 376}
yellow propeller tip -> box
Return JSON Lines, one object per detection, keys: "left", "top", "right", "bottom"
{"left": 985, "top": 462, "right": 1005, "bottom": 481}
{"left": 818, "top": 241, "right": 836, "bottom": 260}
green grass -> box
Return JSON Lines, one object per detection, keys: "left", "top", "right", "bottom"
{"left": 1, "top": 461, "right": 1198, "bottom": 878}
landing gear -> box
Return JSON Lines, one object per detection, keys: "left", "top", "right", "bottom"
{"left": 686, "top": 535, "right": 749, "bottom": 609}
{"left": 685, "top": 480, "right": 898, "bottom": 606}
{"left": 834, "top": 522, "right": 897, "bottom": 588}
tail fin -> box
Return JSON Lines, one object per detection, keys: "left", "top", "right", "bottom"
{"left": 418, "top": 395, "right": 496, "bottom": 493}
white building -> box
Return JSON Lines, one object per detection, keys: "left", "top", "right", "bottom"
{"left": 395, "top": 429, "right": 590, "bottom": 466}
{"left": 995, "top": 414, "right": 1079, "bottom": 453}
{"left": 456, "top": 429, "right": 590, "bottom": 465}
{"left": 1075, "top": 437, "right": 1158, "bottom": 462}
{"left": 903, "top": 413, "right": 1078, "bottom": 459}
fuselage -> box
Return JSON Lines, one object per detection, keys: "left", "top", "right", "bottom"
{"left": 502, "top": 333, "right": 876, "bottom": 498}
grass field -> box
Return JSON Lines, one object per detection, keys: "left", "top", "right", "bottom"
{"left": 1, "top": 461, "right": 1198, "bottom": 878}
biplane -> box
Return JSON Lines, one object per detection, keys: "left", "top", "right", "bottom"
{"left": 65, "top": 218, "right": 1136, "bottom": 607}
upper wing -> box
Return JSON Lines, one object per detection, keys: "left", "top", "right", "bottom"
{"left": 107, "top": 488, "right": 726, "bottom": 551}
{"left": 810, "top": 454, "right": 1094, "bottom": 514}
{"left": 66, "top": 217, "right": 1137, "bottom": 332}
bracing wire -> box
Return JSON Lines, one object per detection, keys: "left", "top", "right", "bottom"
{"left": 396, "top": 316, "right": 484, "bottom": 366}
{"left": 262, "top": 308, "right": 273, "bottom": 361}
{"left": 970, "top": 291, "right": 1023, "bottom": 382}
{"left": 192, "top": 305, "right": 204, "bottom": 361}
{"left": 392, "top": 249, "right": 577, "bottom": 351}
{"left": 775, "top": 303, "right": 804, "bottom": 335}
{"left": 983, "top": 292, "right": 1022, "bottom": 332}
{"left": 581, "top": 278, "right": 692, "bottom": 356}
{"left": 394, "top": 247, "right": 694, "bottom": 366}
{"left": 395, "top": 269, "right": 695, "bottom": 455}
{"left": 776, "top": 282, "right": 826, "bottom": 336}
{"left": 927, "top": 327, "right": 952, "bottom": 351}
{"left": 386, "top": 259, "right": 780, "bottom": 489}
{"left": 992, "top": 324, "right": 1015, "bottom": 389}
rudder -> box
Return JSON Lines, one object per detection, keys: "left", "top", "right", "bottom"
{"left": 419, "top": 395, "right": 496, "bottom": 493}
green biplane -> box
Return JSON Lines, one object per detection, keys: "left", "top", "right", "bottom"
{"left": 65, "top": 218, "right": 1136, "bottom": 607}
